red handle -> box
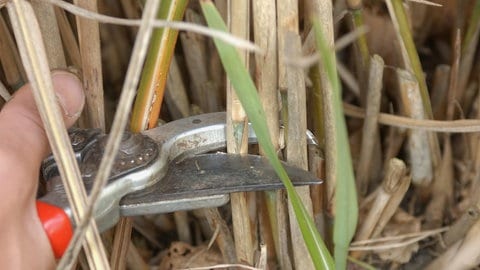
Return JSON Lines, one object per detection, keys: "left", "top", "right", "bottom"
{"left": 36, "top": 201, "right": 73, "bottom": 259}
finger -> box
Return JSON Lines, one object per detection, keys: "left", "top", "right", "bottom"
{"left": 0, "top": 70, "right": 85, "bottom": 167}
{"left": 0, "top": 71, "right": 84, "bottom": 269}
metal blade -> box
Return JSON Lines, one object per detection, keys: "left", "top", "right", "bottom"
{"left": 120, "top": 153, "right": 322, "bottom": 216}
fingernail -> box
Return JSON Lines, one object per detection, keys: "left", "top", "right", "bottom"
{"left": 51, "top": 70, "right": 85, "bottom": 118}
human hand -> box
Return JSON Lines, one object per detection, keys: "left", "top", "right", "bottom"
{"left": 0, "top": 71, "right": 85, "bottom": 269}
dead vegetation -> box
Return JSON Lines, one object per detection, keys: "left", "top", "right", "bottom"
{"left": 2, "top": 0, "right": 480, "bottom": 269}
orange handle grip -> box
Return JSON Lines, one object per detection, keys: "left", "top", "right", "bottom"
{"left": 36, "top": 201, "right": 73, "bottom": 259}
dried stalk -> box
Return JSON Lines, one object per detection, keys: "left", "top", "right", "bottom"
{"left": 30, "top": 0, "right": 66, "bottom": 68}
{"left": 253, "top": 0, "right": 278, "bottom": 138}
{"left": 446, "top": 31, "right": 461, "bottom": 122}
{"left": 285, "top": 31, "right": 315, "bottom": 270}
{"left": 356, "top": 55, "right": 384, "bottom": 195}
{"left": 343, "top": 102, "right": 480, "bottom": 133}
{"left": 336, "top": 62, "right": 360, "bottom": 98}
{"left": 227, "top": 0, "right": 253, "bottom": 265}
{"left": 97, "top": 2, "right": 132, "bottom": 90}
{"left": 54, "top": 7, "right": 81, "bottom": 68}
{"left": 275, "top": 2, "right": 299, "bottom": 268}
{"left": 346, "top": 0, "right": 369, "bottom": 103}
{"left": 386, "top": 0, "right": 441, "bottom": 177}
{"left": 203, "top": 208, "right": 237, "bottom": 263}
{"left": 308, "top": 64, "right": 325, "bottom": 147}
{"left": 370, "top": 175, "right": 411, "bottom": 238}
{"left": 424, "top": 140, "right": 453, "bottom": 230}
{"left": 309, "top": 143, "right": 326, "bottom": 235}
{"left": 164, "top": 56, "right": 190, "bottom": 120}
{"left": 56, "top": 0, "right": 161, "bottom": 268}
{"left": 424, "top": 32, "right": 460, "bottom": 230}
{"left": 277, "top": 0, "right": 298, "bottom": 92}
{"left": 458, "top": 1, "right": 480, "bottom": 101}
{"left": 445, "top": 93, "right": 480, "bottom": 247}
{"left": 443, "top": 195, "right": 480, "bottom": 247}
{"left": 120, "top": 0, "right": 141, "bottom": 37}
{"left": 431, "top": 65, "right": 451, "bottom": 119}
{"left": 181, "top": 9, "right": 220, "bottom": 113}
{"left": 352, "top": 158, "right": 407, "bottom": 259}
{"left": 449, "top": 35, "right": 480, "bottom": 245}
{"left": 126, "top": 240, "right": 149, "bottom": 270}
{"left": 258, "top": 192, "right": 278, "bottom": 265}
{"left": 426, "top": 218, "right": 480, "bottom": 270}
{"left": 174, "top": 211, "right": 192, "bottom": 244}
{"left": 5, "top": 0, "right": 109, "bottom": 268}
{"left": 110, "top": 218, "right": 133, "bottom": 270}
{"left": 0, "top": 15, "right": 26, "bottom": 89}
{"left": 73, "top": 0, "right": 105, "bottom": 130}
{"left": 308, "top": 0, "right": 337, "bottom": 223}
{"left": 385, "top": 0, "right": 431, "bottom": 116}
{"left": 442, "top": 32, "right": 480, "bottom": 247}
{"left": 254, "top": 0, "right": 287, "bottom": 268}
{"left": 397, "top": 69, "right": 433, "bottom": 186}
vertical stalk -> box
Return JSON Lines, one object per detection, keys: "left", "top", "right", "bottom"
{"left": 30, "top": 0, "right": 66, "bottom": 69}
{"left": 130, "top": 0, "right": 188, "bottom": 131}
{"left": 54, "top": 8, "right": 81, "bottom": 68}
{"left": 386, "top": 0, "right": 441, "bottom": 180}
{"left": 356, "top": 55, "right": 384, "bottom": 195}
{"left": 397, "top": 69, "right": 433, "bottom": 186}
{"left": 285, "top": 31, "right": 315, "bottom": 270}
{"left": 385, "top": 0, "right": 431, "bottom": 117}
{"left": 346, "top": 0, "right": 370, "bottom": 103}
{"left": 180, "top": 9, "right": 220, "bottom": 113}
{"left": 307, "top": 0, "right": 337, "bottom": 228}
{"left": 276, "top": 2, "right": 300, "bottom": 268}
{"left": 116, "top": 1, "right": 188, "bottom": 269}
{"left": 458, "top": 1, "right": 480, "bottom": 102}
{"left": 254, "top": 0, "right": 283, "bottom": 267}
{"left": 73, "top": 0, "right": 105, "bottom": 130}
{"left": 310, "top": 0, "right": 359, "bottom": 267}
{"left": 0, "top": 15, "right": 26, "bottom": 89}
{"left": 227, "top": 0, "right": 254, "bottom": 264}
{"left": 309, "top": 65, "right": 324, "bottom": 146}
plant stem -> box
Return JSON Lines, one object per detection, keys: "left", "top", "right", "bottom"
{"left": 227, "top": 0, "right": 253, "bottom": 264}
{"left": 73, "top": 0, "right": 105, "bottom": 130}
{"left": 130, "top": 0, "right": 188, "bottom": 131}
{"left": 386, "top": 0, "right": 432, "bottom": 117}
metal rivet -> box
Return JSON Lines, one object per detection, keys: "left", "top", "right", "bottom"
{"left": 71, "top": 134, "right": 85, "bottom": 145}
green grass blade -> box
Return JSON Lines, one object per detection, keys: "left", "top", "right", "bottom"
{"left": 200, "top": 1, "right": 334, "bottom": 269}
{"left": 312, "top": 20, "right": 359, "bottom": 270}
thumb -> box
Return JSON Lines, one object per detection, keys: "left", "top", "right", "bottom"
{"left": 0, "top": 70, "right": 85, "bottom": 167}
{"left": 0, "top": 71, "right": 85, "bottom": 269}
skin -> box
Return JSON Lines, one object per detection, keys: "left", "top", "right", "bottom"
{"left": 0, "top": 71, "right": 85, "bottom": 269}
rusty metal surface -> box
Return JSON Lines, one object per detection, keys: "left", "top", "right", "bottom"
{"left": 39, "top": 112, "right": 322, "bottom": 231}
{"left": 120, "top": 153, "right": 321, "bottom": 216}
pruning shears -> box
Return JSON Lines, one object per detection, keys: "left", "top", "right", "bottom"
{"left": 36, "top": 112, "right": 321, "bottom": 258}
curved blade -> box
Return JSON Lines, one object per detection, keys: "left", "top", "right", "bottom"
{"left": 120, "top": 153, "right": 322, "bottom": 216}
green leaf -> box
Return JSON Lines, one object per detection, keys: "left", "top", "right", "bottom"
{"left": 200, "top": 1, "right": 334, "bottom": 269}
{"left": 312, "top": 20, "right": 359, "bottom": 270}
